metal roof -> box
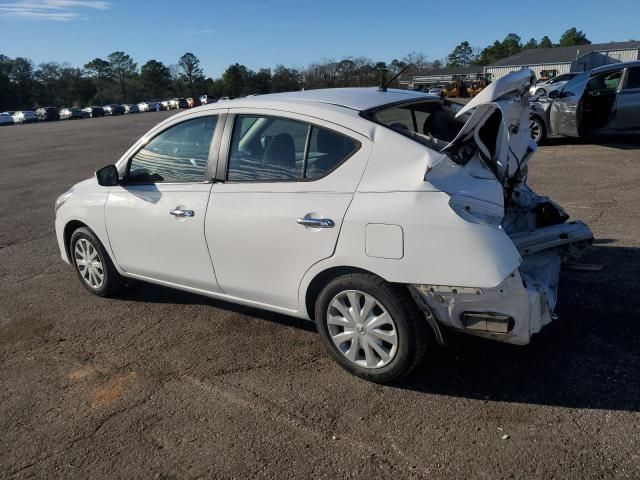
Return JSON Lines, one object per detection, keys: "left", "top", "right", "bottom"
{"left": 488, "top": 41, "right": 640, "bottom": 67}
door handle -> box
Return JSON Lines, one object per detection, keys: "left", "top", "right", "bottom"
{"left": 170, "top": 209, "right": 195, "bottom": 218}
{"left": 297, "top": 217, "right": 335, "bottom": 228}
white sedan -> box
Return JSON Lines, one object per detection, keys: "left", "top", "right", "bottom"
{"left": 12, "top": 110, "right": 38, "bottom": 123}
{"left": 54, "top": 70, "right": 592, "bottom": 383}
{"left": 529, "top": 72, "right": 580, "bottom": 97}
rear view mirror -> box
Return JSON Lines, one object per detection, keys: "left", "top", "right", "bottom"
{"left": 95, "top": 164, "right": 119, "bottom": 186}
{"left": 548, "top": 90, "right": 559, "bottom": 99}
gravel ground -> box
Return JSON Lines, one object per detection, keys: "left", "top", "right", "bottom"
{"left": 1, "top": 112, "right": 639, "bottom": 479}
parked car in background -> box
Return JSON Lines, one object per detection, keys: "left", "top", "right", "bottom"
{"left": 83, "top": 106, "right": 104, "bottom": 118}
{"left": 529, "top": 72, "right": 580, "bottom": 97}
{"left": 428, "top": 86, "right": 445, "bottom": 97}
{"left": 0, "top": 113, "right": 14, "bottom": 126}
{"left": 529, "top": 61, "right": 640, "bottom": 143}
{"left": 138, "top": 101, "right": 161, "bottom": 112}
{"left": 103, "top": 104, "right": 125, "bottom": 116}
{"left": 199, "top": 94, "right": 215, "bottom": 105}
{"left": 36, "top": 107, "right": 60, "bottom": 121}
{"left": 161, "top": 100, "right": 173, "bottom": 110}
{"left": 186, "top": 97, "right": 200, "bottom": 108}
{"left": 55, "top": 70, "right": 592, "bottom": 383}
{"left": 12, "top": 111, "right": 38, "bottom": 124}
{"left": 124, "top": 104, "right": 140, "bottom": 114}
{"left": 173, "top": 98, "right": 188, "bottom": 109}
{"left": 59, "top": 107, "right": 87, "bottom": 120}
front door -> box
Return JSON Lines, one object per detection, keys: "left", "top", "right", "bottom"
{"left": 550, "top": 71, "right": 589, "bottom": 137}
{"left": 105, "top": 114, "right": 222, "bottom": 292}
{"left": 614, "top": 66, "right": 640, "bottom": 131}
{"left": 206, "top": 112, "right": 370, "bottom": 310}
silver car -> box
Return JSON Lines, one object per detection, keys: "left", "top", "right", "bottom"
{"left": 529, "top": 61, "right": 640, "bottom": 143}
{"left": 529, "top": 72, "right": 579, "bottom": 97}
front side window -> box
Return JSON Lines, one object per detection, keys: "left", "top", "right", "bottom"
{"left": 127, "top": 116, "right": 217, "bottom": 184}
{"left": 227, "top": 115, "right": 359, "bottom": 182}
{"left": 586, "top": 70, "right": 622, "bottom": 95}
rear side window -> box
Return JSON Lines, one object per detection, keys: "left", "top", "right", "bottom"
{"left": 305, "top": 127, "right": 359, "bottom": 178}
{"left": 624, "top": 67, "right": 640, "bottom": 90}
{"left": 127, "top": 116, "right": 217, "bottom": 183}
{"left": 227, "top": 114, "right": 359, "bottom": 182}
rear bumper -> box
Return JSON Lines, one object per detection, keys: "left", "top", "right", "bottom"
{"left": 412, "top": 220, "right": 593, "bottom": 345}
{"left": 412, "top": 252, "right": 560, "bottom": 345}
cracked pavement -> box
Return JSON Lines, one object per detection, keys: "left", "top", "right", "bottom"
{"left": 1, "top": 114, "right": 639, "bottom": 479}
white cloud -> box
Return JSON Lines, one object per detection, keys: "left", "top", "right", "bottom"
{"left": 0, "top": 0, "right": 111, "bottom": 21}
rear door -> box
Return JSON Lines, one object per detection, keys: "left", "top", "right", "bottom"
{"left": 550, "top": 71, "right": 589, "bottom": 137}
{"left": 614, "top": 66, "right": 640, "bottom": 131}
{"left": 205, "top": 110, "right": 371, "bottom": 310}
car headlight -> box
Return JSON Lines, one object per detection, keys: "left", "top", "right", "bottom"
{"left": 55, "top": 191, "right": 73, "bottom": 213}
{"left": 449, "top": 194, "right": 504, "bottom": 226}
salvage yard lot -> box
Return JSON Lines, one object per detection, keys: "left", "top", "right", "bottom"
{"left": 1, "top": 112, "right": 639, "bottom": 479}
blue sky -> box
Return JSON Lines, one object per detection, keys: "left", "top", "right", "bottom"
{"left": 1, "top": 0, "right": 639, "bottom": 77}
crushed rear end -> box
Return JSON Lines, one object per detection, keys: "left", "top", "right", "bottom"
{"left": 413, "top": 69, "right": 592, "bottom": 344}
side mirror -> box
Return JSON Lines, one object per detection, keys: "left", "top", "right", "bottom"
{"left": 548, "top": 90, "right": 559, "bottom": 99}
{"left": 95, "top": 164, "right": 119, "bottom": 186}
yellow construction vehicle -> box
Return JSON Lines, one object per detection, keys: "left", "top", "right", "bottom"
{"left": 466, "top": 75, "right": 491, "bottom": 98}
{"left": 443, "top": 81, "right": 461, "bottom": 98}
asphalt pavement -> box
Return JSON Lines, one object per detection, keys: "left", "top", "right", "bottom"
{"left": 1, "top": 112, "right": 639, "bottom": 479}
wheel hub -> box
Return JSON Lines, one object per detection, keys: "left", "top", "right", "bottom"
{"left": 74, "top": 238, "right": 104, "bottom": 289}
{"left": 326, "top": 290, "right": 398, "bottom": 369}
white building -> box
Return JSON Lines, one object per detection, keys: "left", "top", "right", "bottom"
{"left": 484, "top": 41, "right": 640, "bottom": 81}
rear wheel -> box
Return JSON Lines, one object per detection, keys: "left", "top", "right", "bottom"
{"left": 70, "top": 227, "right": 123, "bottom": 297}
{"left": 315, "top": 273, "right": 428, "bottom": 383}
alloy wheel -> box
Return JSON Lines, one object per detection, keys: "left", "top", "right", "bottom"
{"left": 529, "top": 118, "right": 542, "bottom": 143}
{"left": 74, "top": 238, "right": 104, "bottom": 289}
{"left": 327, "top": 290, "right": 398, "bottom": 369}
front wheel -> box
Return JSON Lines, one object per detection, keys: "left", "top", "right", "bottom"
{"left": 529, "top": 116, "right": 546, "bottom": 144}
{"left": 535, "top": 88, "right": 546, "bottom": 96}
{"left": 70, "top": 227, "right": 124, "bottom": 297}
{"left": 315, "top": 273, "right": 429, "bottom": 383}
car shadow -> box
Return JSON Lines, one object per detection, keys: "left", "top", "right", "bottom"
{"left": 398, "top": 244, "right": 640, "bottom": 412}
{"left": 118, "top": 244, "right": 639, "bottom": 412}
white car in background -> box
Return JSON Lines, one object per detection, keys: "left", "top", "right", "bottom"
{"left": 12, "top": 110, "right": 38, "bottom": 124}
{"left": 427, "top": 85, "right": 445, "bottom": 97}
{"left": 0, "top": 112, "right": 14, "bottom": 126}
{"left": 529, "top": 72, "right": 580, "bottom": 96}
{"left": 54, "top": 71, "right": 592, "bottom": 383}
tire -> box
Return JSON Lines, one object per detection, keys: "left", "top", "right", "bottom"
{"left": 70, "top": 227, "right": 124, "bottom": 297}
{"left": 535, "top": 88, "right": 546, "bottom": 96}
{"left": 315, "top": 273, "right": 429, "bottom": 383}
{"left": 529, "top": 116, "right": 547, "bottom": 144}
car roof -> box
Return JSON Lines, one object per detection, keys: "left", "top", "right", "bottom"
{"left": 211, "top": 87, "right": 434, "bottom": 112}
{"left": 591, "top": 60, "right": 640, "bottom": 75}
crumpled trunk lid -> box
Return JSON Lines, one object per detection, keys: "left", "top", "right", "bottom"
{"left": 435, "top": 69, "right": 593, "bottom": 325}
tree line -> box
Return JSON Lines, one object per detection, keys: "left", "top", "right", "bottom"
{"left": 0, "top": 51, "right": 434, "bottom": 111}
{"left": 446, "top": 27, "right": 593, "bottom": 67}
{"left": 0, "top": 27, "right": 604, "bottom": 111}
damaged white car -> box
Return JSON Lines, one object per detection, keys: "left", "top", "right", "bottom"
{"left": 54, "top": 70, "right": 592, "bottom": 383}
